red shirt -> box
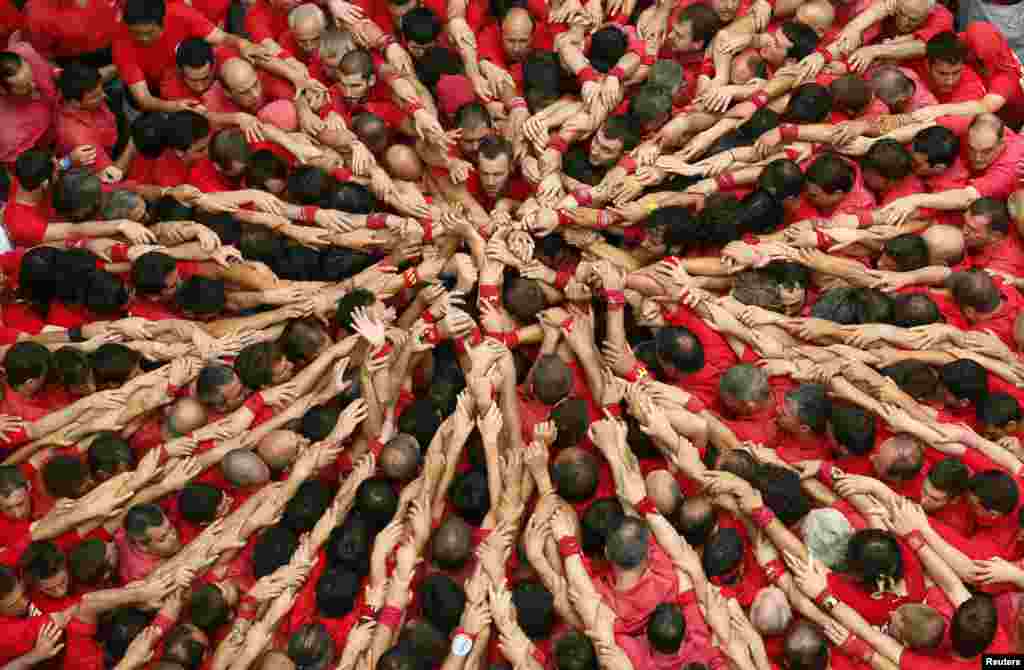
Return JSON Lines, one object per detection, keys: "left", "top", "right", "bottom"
{"left": 0, "top": 384, "right": 51, "bottom": 422}
{"left": 963, "top": 129, "right": 1024, "bottom": 201}
{"left": 56, "top": 103, "right": 119, "bottom": 172}
{"left": 112, "top": 3, "right": 215, "bottom": 89}
{"left": 616, "top": 593, "right": 715, "bottom": 670}
{"left": 61, "top": 618, "right": 105, "bottom": 670}
{"left": 244, "top": 0, "right": 289, "bottom": 44}
{"left": 899, "top": 624, "right": 1013, "bottom": 670}
{"left": 24, "top": 0, "right": 120, "bottom": 59}
{"left": 962, "top": 22, "right": 1024, "bottom": 126}
{"left": 3, "top": 200, "right": 49, "bottom": 247}
{"left": 964, "top": 276, "right": 1024, "bottom": 349}
{"left": 0, "top": 613, "right": 49, "bottom": 665}
{"left": 127, "top": 151, "right": 190, "bottom": 188}
{"left": 595, "top": 536, "right": 679, "bottom": 634}
{"left": 794, "top": 153, "right": 876, "bottom": 220}
{"left": 827, "top": 538, "right": 926, "bottom": 626}
{"left": 660, "top": 303, "right": 739, "bottom": 407}
{"left": 966, "top": 235, "right": 1024, "bottom": 278}
{"left": 188, "top": 157, "right": 242, "bottom": 193}
{"left": 930, "top": 65, "right": 987, "bottom": 104}
{"left": 189, "top": 0, "right": 233, "bottom": 26}
{"left": 465, "top": 172, "right": 535, "bottom": 212}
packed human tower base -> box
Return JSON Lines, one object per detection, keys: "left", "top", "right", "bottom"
{"left": 6, "top": 0, "right": 1024, "bottom": 668}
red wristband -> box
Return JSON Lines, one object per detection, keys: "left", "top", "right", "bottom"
{"left": 560, "top": 317, "right": 574, "bottom": 334}
{"left": 814, "top": 589, "right": 834, "bottom": 607}
{"left": 634, "top": 496, "right": 658, "bottom": 516}
{"left": 153, "top": 613, "right": 176, "bottom": 635}
{"left": 677, "top": 589, "right": 698, "bottom": 607}
{"left": 780, "top": 124, "right": 799, "bottom": 142}
{"left": 244, "top": 392, "right": 267, "bottom": 415}
{"left": 420, "top": 218, "right": 433, "bottom": 243}
{"left": 110, "top": 243, "right": 130, "bottom": 262}
{"left": 367, "top": 213, "right": 388, "bottom": 230}
{"left": 547, "top": 135, "right": 570, "bottom": 154}
{"left": 841, "top": 635, "right": 874, "bottom": 663}
{"left": 554, "top": 269, "right": 573, "bottom": 290}
{"left": 618, "top": 156, "right": 638, "bottom": 174}
{"left": 641, "top": 52, "right": 656, "bottom": 66}
{"left": 573, "top": 186, "right": 594, "bottom": 206}
{"left": 478, "top": 284, "right": 500, "bottom": 305}
{"left": 624, "top": 361, "right": 649, "bottom": 383}
{"left": 816, "top": 227, "right": 835, "bottom": 251}
{"left": 373, "top": 343, "right": 393, "bottom": 360}
{"left": 558, "top": 536, "right": 582, "bottom": 557}
{"left": 508, "top": 97, "right": 528, "bottom": 110}
{"left": 65, "top": 236, "right": 87, "bottom": 249}
{"left": 603, "top": 403, "right": 622, "bottom": 418}
{"left": 716, "top": 172, "right": 737, "bottom": 190}
{"left": 423, "top": 323, "right": 442, "bottom": 345}
{"left": 302, "top": 205, "right": 319, "bottom": 223}
{"left": 751, "top": 91, "right": 769, "bottom": 109}
{"left": 856, "top": 211, "right": 873, "bottom": 228}
{"left": 531, "top": 647, "right": 547, "bottom": 667}
{"left": 238, "top": 594, "right": 259, "bottom": 619}
{"left": 763, "top": 558, "right": 786, "bottom": 584}
{"left": 815, "top": 46, "right": 834, "bottom": 65}
{"left": 708, "top": 654, "right": 728, "bottom": 670}
{"left": 742, "top": 233, "right": 761, "bottom": 245}
{"left": 904, "top": 530, "right": 926, "bottom": 552}
{"left": 421, "top": 309, "right": 437, "bottom": 324}
{"left": 369, "top": 438, "right": 386, "bottom": 457}
{"left": 402, "top": 99, "right": 424, "bottom": 116}
{"left": 0, "top": 426, "right": 27, "bottom": 447}
{"left": 750, "top": 506, "right": 775, "bottom": 529}
{"left": 403, "top": 267, "right": 419, "bottom": 288}
{"left": 377, "top": 605, "right": 403, "bottom": 629}
{"left": 817, "top": 464, "right": 837, "bottom": 488}
{"left": 452, "top": 627, "right": 477, "bottom": 642}
{"left": 577, "top": 66, "right": 600, "bottom": 84}
{"left": 609, "top": 66, "right": 626, "bottom": 80}
{"left": 604, "top": 289, "right": 626, "bottom": 305}
{"left": 505, "top": 330, "right": 520, "bottom": 348}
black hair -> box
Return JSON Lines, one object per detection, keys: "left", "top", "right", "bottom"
{"left": 511, "top": 581, "right": 555, "bottom": 640}
{"left": 178, "top": 484, "right": 224, "bottom": 526}
{"left": 553, "top": 632, "right": 596, "bottom": 670}
{"left": 419, "top": 574, "right": 466, "bottom": 637}
{"left": 829, "top": 401, "right": 876, "bottom": 455}
{"left": 123, "top": 0, "right": 165, "bottom": 25}
{"left": 912, "top": 126, "right": 960, "bottom": 167}
{"left": 581, "top": 497, "right": 625, "bottom": 555}
{"left": 177, "top": 37, "right": 215, "bottom": 69}
{"left": 188, "top": 584, "right": 230, "bottom": 631}
{"left": 132, "top": 251, "right": 178, "bottom": 295}
{"left": 14, "top": 149, "right": 54, "bottom": 191}
{"left": 315, "top": 567, "right": 361, "bottom": 619}
{"left": 701, "top": 527, "right": 744, "bottom": 579}
{"left": 976, "top": 391, "right": 1021, "bottom": 428}
{"left": 355, "top": 477, "right": 398, "bottom": 530}
{"left": 968, "top": 470, "right": 1019, "bottom": 515}
{"left": 252, "top": 524, "right": 300, "bottom": 578}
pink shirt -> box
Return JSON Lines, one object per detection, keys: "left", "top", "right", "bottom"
{"left": 594, "top": 537, "right": 680, "bottom": 634}
{"left": 616, "top": 597, "right": 715, "bottom": 670}
{"left": 55, "top": 103, "right": 118, "bottom": 171}
{"left": 114, "top": 527, "right": 164, "bottom": 583}
{"left": 0, "top": 42, "right": 58, "bottom": 163}
{"left": 966, "top": 129, "right": 1024, "bottom": 200}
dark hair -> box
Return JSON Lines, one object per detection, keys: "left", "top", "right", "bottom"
{"left": 177, "top": 37, "right": 215, "bottom": 69}
{"left": 234, "top": 342, "right": 282, "bottom": 390}
{"left": 419, "top": 574, "right": 466, "bottom": 637}
{"left": 123, "top": 0, "right": 165, "bottom": 25}
{"left": 42, "top": 454, "right": 89, "bottom": 499}
{"left": 4, "top": 341, "right": 51, "bottom": 386}
{"left": 976, "top": 391, "right": 1021, "bottom": 428}
{"left": 284, "top": 480, "right": 333, "bottom": 533}
{"left": 401, "top": 7, "right": 441, "bottom": 44}
{"left": 19, "top": 541, "right": 65, "bottom": 582}
{"left": 756, "top": 464, "right": 811, "bottom": 526}
{"left": 912, "top": 126, "right": 960, "bottom": 167}
{"left": 950, "top": 269, "right": 1001, "bottom": 314}
{"left": 315, "top": 567, "right": 361, "bottom": 618}
{"left": 252, "top": 524, "right": 300, "bottom": 578}
{"left": 758, "top": 158, "right": 804, "bottom": 200}
{"left": 131, "top": 112, "right": 167, "bottom": 159}
{"left": 68, "top": 538, "right": 110, "bottom": 586}
{"left": 830, "top": 401, "right": 876, "bottom": 455}
{"left": 245, "top": 150, "right": 289, "bottom": 190}
{"left": 884, "top": 235, "right": 931, "bottom": 273}
{"left": 655, "top": 326, "right": 705, "bottom": 374}
{"left": 88, "top": 434, "right": 134, "bottom": 479}
{"left": 678, "top": 3, "right": 722, "bottom": 49}
{"left": 581, "top": 497, "right": 625, "bottom": 554}
{"left": 969, "top": 197, "right": 1011, "bottom": 235}
{"left": 805, "top": 152, "right": 854, "bottom": 194}
{"left": 15, "top": 149, "right": 54, "bottom": 191}
{"left": 164, "top": 110, "right": 210, "bottom": 152}
{"left": 132, "top": 252, "right": 178, "bottom": 295}
{"left": 288, "top": 623, "right": 336, "bottom": 670}
{"left": 327, "top": 516, "right": 372, "bottom": 574}
{"left": 532, "top": 354, "right": 573, "bottom": 405}
{"left": 782, "top": 83, "right": 832, "bottom": 123}
{"left": 950, "top": 595, "right": 998, "bottom": 658}
{"left": 969, "top": 470, "right": 1019, "bottom": 515}
{"left": 188, "top": 584, "right": 230, "bottom": 631}
{"left": 780, "top": 21, "right": 819, "bottom": 59}
{"left": 334, "top": 288, "right": 375, "bottom": 330}
{"left": 701, "top": 527, "right": 744, "bottom": 578}
{"left": 784, "top": 384, "right": 830, "bottom": 433}
{"left": 124, "top": 504, "right": 167, "bottom": 541}
{"left": 178, "top": 484, "right": 224, "bottom": 525}
{"left": 588, "top": 26, "right": 628, "bottom": 72}
{"left": 863, "top": 138, "right": 913, "bottom": 181}
{"left": 449, "top": 469, "right": 490, "bottom": 525}
{"left": 552, "top": 449, "right": 599, "bottom": 502}
{"left": 646, "top": 603, "right": 685, "bottom": 654}
{"left": 927, "top": 458, "right": 970, "bottom": 497}
{"left": 940, "top": 359, "right": 988, "bottom": 402}
{"left": 175, "top": 276, "right": 226, "bottom": 316}
{"left": 91, "top": 343, "right": 142, "bottom": 387}
{"left": 846, "top": 529, "right": 903, "bottom": 587}
{"left": 512, "top": 581, "right": 555, "bottom": 640}
{"left": 606, "top": 516, "right": 650, "bottom": 568}
{"left": 926, "top": 31, "right": 968, "bottom": 65}
{"left": 355, "top": 477, "right": 398, "bottom": 530}
{"left": 553, "top": 633, "right": 596, "bottom": 670}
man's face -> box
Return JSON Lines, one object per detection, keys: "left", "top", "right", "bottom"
{"left": 142, "top": 517, "right": 182, "bottom": 558}
{"left": 292, "top": 20, "right": 323, "bottom": 55}
{"left": 80, "top": 83, "right": 106, "bottom": 111}
{"left": 0, "top": 578, "right": 29, "bottom": 617}
{"left": 4, "top": 59, "right": 34, "bottom": 96}
{"left": 910, "top": 150, "right": 944, "bottom": 176}
{"left": 779, "top": 284, "right": 806, "bottom": 315}
{"left": 339, "top": 72, "right": 372, "bottom": 105}
{"left": 871, "top": 437, "right": 917, "bottom": 481}
{"left": 589, "top": 129, "right": 625, "bottom": 167}
{"left": 227, "top": 70, "right": 264, "bottom": 112}
{"left": 478, "top": 152, "right": 511, "bottom": 198}
{"left": 920, "top": 479, "right": 952, "bottom": 512}
{"left": 502, "top": 20, "right": 533, "bottom": 62}
{"left": 731, "top": 50, "right": 761, "bottom": 84}
{"left": 892, "top": 0, "right": 930, "bottom": 34}
{"left": 963, "top": 212, "right": 994, "bottom": 250}
{"left": 458, "top": 124, "right": 491, "bottom": 159}
{"left": 36, "top": 568, "right": 70, "bottom": 599}
{"left": 967, "top": 127, "right": 1002, "bottom": 171}
{"left": 928, "top": 59, "right": 963, "bottom": 94}
{"left": 128, "top": 22, "right": 163, "bottom": 46}
{"left": 220, "top": 373, "right": 248, "bottom": 412}
{"left": 712, "top": 0, "right": 740, "bottom": 22}
{"left": 182, "top": 63, "right": 215, "bottom": 95}
{"left": 0, "top": 485, "right": 31, "bottom": 520}
{"left": 759, "top": 30, "right": 791, "bottom": 66}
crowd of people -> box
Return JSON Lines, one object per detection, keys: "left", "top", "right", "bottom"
{"left": 2, "top": 0, "right": 1024, "bottom": 667}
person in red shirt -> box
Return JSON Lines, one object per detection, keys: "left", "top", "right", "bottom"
{"left": 708, "top": 364, "right": 779, "bottom": 446}
{"left": 0, "top": 565, "right": 56, "bottom": 666}
{"left": 23, "top": 0, "right": 120, "bottom": 68}
{"left": 923, "top": 32, "right": 988, "bottom": 105}
{"left": 464, "top": 135, "right": 534, "bottom": 213}
{"left": 962, "top": 198, "right": 1024, "bottom": 278}
{"left": 55, "top": 63, "right": 126, "bottom": 183}
{"left": 949, "top": 270, "right": 1024, "bottom": 350}
{"left": 477, "top": 8, "right": 553, "bottom": 92}
{"left": 112, "top": 0, "right": 268, "bottom": 114}
{"left": 218, "top": 58, "right": 298, "bottom": 123}
{"left": 278, "top": 4, "right": 327, "bottom": 74}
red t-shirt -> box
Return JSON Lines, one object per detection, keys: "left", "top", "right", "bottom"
{"left": 188, "top": 157, "right": 242, "bottom": 193}
{"left": 827, "top": 538, "right": 926, "bottom": 625}
{"left": 929, "top": 65, "right": 987, "bottom": 104}
{"left": 0, "top": 613, "right": 50, "bottom": 665}
{"left": 244, "top": 0, "right": 289, "bottom": 43}
{"left": 3, "top": 200, "right": 49, "bottom": 247}
{"left": 594, "top": 536, "right": 679, "bottom": 634}
{"left": 61, "top": 618, "right": 105, "bottom": 670}
{"left": 660, "top": 303, "right": 739, "bottom": 407}
{"left": 964, "top": 276, "right": 1024, "bottom": 349}
{"left": 24, "top": 0, "right": 120, "bottom": 59}
{"left": 112, "top": 3, "right": 215, "bottom": 89}
{"left": 962, "top": 21, "right": 1024, "bottom": 126}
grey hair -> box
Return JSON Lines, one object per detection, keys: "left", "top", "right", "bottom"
{"left": 289, "top": 3, "right": 326, "bottom": 30}
{"left": 100, "top": 189, "right": 145, "bottom": 221}
{"left": 719, "top": 364, "right": 771, "bottom": 403}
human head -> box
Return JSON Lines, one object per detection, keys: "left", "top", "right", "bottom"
{"left": 57, "top": 62, "right": 104, "bottom": 110}
{"left": 52, "top": 168, "right": 103, "bottom": 220}
{"left": 221, "top": 58, "right": 265, "bottom": 111}
{"left": 210, "top": 128, "right": 251, "bottom": 177}
{"left": 175, "top": 277, "right": 227, "bottom": 320}
{"left": 950, "top": 595, "right": 998, "bottom": 658}
{"left": 178, "top": 484, "right": 231, "bottom": 527}
{"left": 176, "top": 38, "right": 216, "bottom": 94}
{"left": 925, "top": 31, "right": 966, "bottom": 94}
{"left": 289, "top": 4, "right": 327, "bottom": 55}
{"left": 795, "top": 2, "right": 833, "bottom": 35}
{"left": 749, "top": 587, "right": 793, "bottom": 635}
{"left": 531, "top": 354, "right": 572, "bottom": 405}
{"left": 124, "top": 503, "right": 181, "bottom": 558}
{"left": 188, "top": 582, "right": 237, "bottom": 631}
{"left": 288, "top": 624, "right": 335, "bottom": 670}
{"left": 500, "top": 8, "right": 534, "bottom": 62}
{"left": 670, "top": 3, "right": 722, "bottom": 53}
{"left": 778, "top": 384, "right": 830, "bottom": 436}
{"left": 606, "top": 516, "right": 650, "bottom": 570}
{"left": 222, "top": 449, "right": 272, "bottom": 489}
{"left": 432, "top": 516, "right": 473, "bottom": 570}
{"left": 870, "top": 65, "right": 917, "bottom": 112}
{"left": 512, "top": 581, "right": 555, "bottom": 640}
{"left": 968, "top": 469, "right": 1019, "bottom": 520}
{"left": 4, "top": 341, "right": 51, "bottom": 394}
{"left": 552, "top": 448, "right": 599, "bottom": 503}
{"left": 0, "top": 566, "right": 29, "bottom": 616}
{"left": 645, "top": 470, "right": 682, "bottom": 516}
{"left": 0, "top": 466, "right": 31, "bottom": 520}
{"left": 165, "top": 398, "right": 208, "bottom": 439}
{"left": 702, "top": 527, "right": 744, "bottom": 584}
{"left": 803, "top": 152, "right": 854, "bottom": 210}
{"left": 19, "top": 541, "right": 69, "bottom": 598}
{"left": 872, "top": 433, "right": 924, "bottom": 483}
{"left": 379, "top": 434, "right": 420, "bottom": 480}
{"left": 337, "top": 49, "right": 375, "bottom": 105}
{"left": 315, "top": 567, "right": 361, "bottom": 619}
{"left": 758, "top": 159, "right": 804, "bottom": 213}
{"left": 964, "top": 197, "right": 1010, "bottom": 251}
{"left": 122, "top": 0, "right": 167, "bottom": 44}
{"left": 553, "top": 632, "right": 596, "bottom": 670}
{"left": 950, "top": 269, "right": 1001, "bottom": 322}
{"left": 0, "top": 51, "right": 34, "bottom": 96}
{"left": 861, "top": 139, "right": 913, "bottom": 194}
{"left": 654, "top": 327, "right": 705, "bottom": 380}
{"left": 88, "top": 434, "right": 134, "bottom": 482}
{"left": 69, "top": 538, "right": 119, "bottom": 587}
{"left": 783, "top": 620, "right": 828, "bottom": 670}
{"left": 719, "top": 364, "right": 771, "bottom": 416}
{"left": 921, "top": 224, "right": 965, "bottom": 266}
{"left": 800, "top": 507, "right": 852, "bottom": 569}
{"left": 966, "top": 114, "right": 1006, "bottom": 172}
{"left": 477, "top": 135, "right": 513, "bottom": 199}
{"left": 196, "top": 364, "right": 247, "bottom": 412}
{"left": 589, "top": 116, "right": 637, "bottom": 166}
{"left": 922, "top": 457, "right": 970, "bottom": 512}
{"left": 911, "top": 125, "right": 959, "bottom": 175}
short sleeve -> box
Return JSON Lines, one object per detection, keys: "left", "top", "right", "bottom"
{"left": 181, "top": 4, "right": 217, "bottom": 39}
{"left": 112, "top": 38, "right": 145, "bottom": 86}
{"left": 4, "top": 206, "right": 47, "bottom": 247}
{"left": 912, "top": 5, "right": 953, "bottom": 42}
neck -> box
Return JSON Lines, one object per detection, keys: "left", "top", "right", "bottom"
{"left": 614, "top": 562, "right": 647, "bottom": 590}
{"left": 15, "top": 187, "right": 43, "bottom": 206}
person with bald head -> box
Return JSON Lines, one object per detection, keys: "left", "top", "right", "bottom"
{"left": 383, "top": 144, "right": 424, "bottom": 182}
{"left": 921, "top": 224, "right": 964, "bottom": 267}
{"left": 795, "top": 1, "right": 834, "bottom": 37}
{"left": 379, "top": 433, "right": 420, "bottom": 480}
{"left": 351, "top": 112, "right": 391, "bottom": 155}
{"left": 256, "top": 430, "right": 310, "bottom": 471}
{"left": 870, "top": 65, "right": 937, "bottom": 114}
{"left": 749, "top": 586, "right": 793, "bottom": 637}
{"left": 220, "top": 449, "right": 273, "bottom": 495}
{"left": 217, "top": 57, "right": 297, "bottom": 123}
{"left": 645, "top": 470, "right": 682, "bottom": 517}
{"left": 476, "top": 7, "right": 549, "bottom": 92}
{"left": 129, "top": 396, "right": 209, "bottom": 456}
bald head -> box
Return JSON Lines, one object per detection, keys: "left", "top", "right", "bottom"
{"left": 501, "top": 8, "right": 534, "bottom": 62}
{"left": 289, "top": 3, "right": 326, "bottom": 30}
{"left": 257, "top": 430, "right": 305, "bottom": 471}
{"left": 221, "top": 449, "right": 271, "bottom": 488}
{"left": 380, "top": 433, "right": 420, "bottom": 480}
{"left": 166, "top": 397, "right": 207, "bottom": 437}
{"left": 221, "top": 58, "right": 256, "bottom": 89}
{"left": 258, "top": 651, "right": 296, "bottom": 670}
{"left": 796, "top": 1, "right": 834, "bottom": 35}
{"left": 871, "top": 66, "right": 915, "bottom": 111}
{"left": 750, "top": 587, "right": 793, "bottom": 635}
{"left": 922, "top": 224, "right": 964, "bottom": 266}
{"left": 384, "top": 145, "right": 424, "bottom": 182}
{"left": 645, "top": 470, "right": 682, "bottom": 516}
{"left": 351, "top": 113, "right": 389, "bottom": 154}
{"left": 432, "top": 516, "right": 472, "bottom": 569}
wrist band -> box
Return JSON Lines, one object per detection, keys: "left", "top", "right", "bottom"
{"left": 742, "top": 233, "right": 760, "bottom": 245}
{"left": 367, "top": 213, "right": 388, "bottom": 230}
{"left": 478, "top": 284, "right": 500, "bottom": 305}
{"left": 716, "top": 172, "right": 737, "bottom": 190}
{"left": 815, "top": 46, "right": 834, "bottom": 65}
{"left": 373, "top": 343, "right": 393, "bottom": 360}
{"left": 560, "top": 317, "right": 574, "bottom": 334}
{"left": 369, "top": 437, "right": 386, "bottom": 457}
{"left": 531, "top": 646, "right": 547, "bottom": 667}
{"left": 856, "top": 211, "right": 873, "bottom": 228}
{"left": 302, "top": 205, "right": 319, "bottom": 223}
{"left": 841, "top": 635, "right": 873, "bottom": 663}
{"left": 817, "top": 464, "right": 837, "bottom": 488}
{"left": 68, "top": 326, "right": 85, "bottom": 342}
{"left": 816, "top": 227, "right": 834, "bottom": 251}
{"left": 763, "top": 558, "right": 786, "bottom": 584}
{"left": 634, "top": 496, "right": 658, "bottom": 515}
{"left": 110, "top": 243, "right": 130, "bottom": 262}
{"left": 64, "top": 235, "right": 87, "bottom": 249}
{"left": 420, "top": 219, "right": 433, "bottom": 243}
{"left": 604, "top": 289, "right": 626, "bottom": 305}
{"left": 813, "top": 588, "right": 834, "bottom": 607}
{"left": 0, "top": 426, "right": 27, "bottom": 447}
{"left": 454, "top": 327, "right": 482, "bottom": 355}
{"left": 577, "top": 66, "right": 600, "bottom": 84}
{"left": 153, "top": 613, "right": 176, "bottom": 635}
{"left": 547, "top": 135, "right": 570, "bottom": 154}
{"left": 505, "top": 330, "right": 520, "bottom": 348}
{"left": 380, "top": 35, "right": 396, "bottom": 49}
{"left": 677, "top": 589, "right": 698, "bottom": 607}
{"left": 244, "top": 392, "right": 267, "bottom": 415}
{"left": 904, "top": 529, "right": 926, "bottom": 552}
{"left": 377, "top": 606, "right": 403, "bottom": 629}
{"left": 423, "top": 323, "right": 442, "bottom": 345}
{"left": 452, "top": 627, "right": 477, "bottom": 642}
{"left": 609, "top": 66, "right": 626, "bottom": 80}
{"left": 403, "top": 267, "right": 419, "bottom": 288}
{"left": 751, "top": 91, "right": 769, "bottom": 109}
{"left": 558, "top": 536, "right": 582, "bottom": 557}
{"left": 573, "top": 186, "right": 594, "bottom": 206}
{"left": 641, "top": 52, "right": 656, "bottom": 66}
{"left": 780, "top": 124, "right": 799, "bottom": 142}
{"left": 421, "top": 309, "right": 437, "bottom": 324}
{"left": 618, "top": 156, "right": 637, "bottom": 174}
{"left": 508, "top": 97, "right": 528, "bottom": 110}
{"left": 554, "top": 269, "right": 573, "bottom": 290}
{"left": 708, "top": 654, "right": 728, "bottom": 670}
{"left": 603, "top": 403, "right": 622, "bottom": 418}
{"left": 402, "top": 100, "right": 424, "bottom": 116}
{"left": 623, "top": 361, "right": 649, "bottom": 383}
{"left": 750, "top": 506, "right": 776, "bottom": 529}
